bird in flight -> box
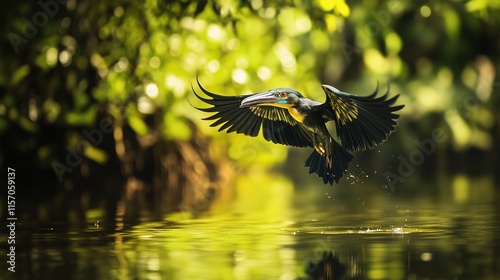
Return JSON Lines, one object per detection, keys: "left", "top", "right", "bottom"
{"left": 193, "top": 78, "right": 404, "bottom": 185}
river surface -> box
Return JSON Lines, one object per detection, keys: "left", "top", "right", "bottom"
{"left": 1, "top": 173, "right": 499, "bottom": 280}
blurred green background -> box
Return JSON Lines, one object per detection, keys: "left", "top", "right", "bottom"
{"left": 1, "top": 0, "right": 498, "bottom": 222}
{"left": 1, "top": 0, "right": 500, "bottom": 279}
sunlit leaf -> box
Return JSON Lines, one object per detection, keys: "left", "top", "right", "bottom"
{"left": 163, "top": 113, "right": 191, "bottom": 140}
{"left": 43, "top": 99, "right": 61, "bottom": 123}
{"left": 442, "top": 6, "right": 461, "bottom": 40}
{"left": 83, "top": 145, "right": 108, "bottom": 164}
{"left": 335, "top": 0, "right": 350, "bottom": 17}
{"left": 128, "top": 115, "right": 149, "bottom": 136}
{"left": 65, "top": 106, "right": 98, "bottom": 126}
{"left": 10, "top": 64, "right": 30, "bottom": 86}
{"left": 18, "top": 116, "right": 37, "bottom": 133}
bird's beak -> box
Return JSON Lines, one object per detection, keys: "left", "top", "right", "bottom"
{"left": 240, "top": 92, "right": 280, "bottom": 108}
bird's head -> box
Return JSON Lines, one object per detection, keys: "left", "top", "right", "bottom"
{"left": 240, "top": 88, "right": 303, "bottom": 108}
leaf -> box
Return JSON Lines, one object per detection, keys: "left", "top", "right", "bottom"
{"left": 83, "top": 145, "right": 108, "bottom": 164}
{"left": 10, "top": 64, "right": 30, "bottom": 86}
{"left": 65, "top": 106, "right": 98, "bottom": 126}
{"left": 128, "top": 115, "right": 149, "bottom": 136}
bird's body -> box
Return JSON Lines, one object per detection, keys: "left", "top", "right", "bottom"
{"left": 193, "top": 78, "right": 404, "bottom": 185}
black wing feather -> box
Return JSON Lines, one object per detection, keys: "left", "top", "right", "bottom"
{"left": 318, "top": 84, "right": 404, "bottom": 151}
{"left": 193, "top": 80, "right": 312, "bottom": 148}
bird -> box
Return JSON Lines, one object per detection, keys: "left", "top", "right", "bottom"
{"left": 192, "top": 77, "right": 404, "bottom": 185}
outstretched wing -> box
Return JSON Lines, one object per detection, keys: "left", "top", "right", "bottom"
{"left": 317, "top": 84, "right": 404, "bottom": 151}
{"left": 193, "top": 79, "right": 313, "bottom": 148}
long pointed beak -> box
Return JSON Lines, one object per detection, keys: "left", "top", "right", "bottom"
{"left": 240, "top": 92, "right": 279, "bottom": 108}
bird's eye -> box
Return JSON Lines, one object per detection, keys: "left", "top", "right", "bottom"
{"left": 280, "top": 92, "right": 287, "bottom": 98}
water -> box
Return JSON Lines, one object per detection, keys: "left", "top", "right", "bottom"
{"left": 2, "top": 173, "right": 499, "bottom": 279}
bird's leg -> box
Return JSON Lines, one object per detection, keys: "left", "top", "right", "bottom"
{"left": 324, "top": 138, "right": 333, "bottom": 171}
{"left": 315, "top": 142, "right": 326, "bottom": 156}
{"left": 313, "top": 136, "right": 333, "bottom": 171}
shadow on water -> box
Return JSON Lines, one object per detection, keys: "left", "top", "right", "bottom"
{"left": 1, "top": 170, "right": 499, "bottom": 280}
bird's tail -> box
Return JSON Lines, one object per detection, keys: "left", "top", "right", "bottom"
{"left": 305, "top": 140, "right": 353, "bottom": 185}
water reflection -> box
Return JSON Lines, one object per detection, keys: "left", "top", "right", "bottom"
{"left": 1, "top": 173, "right": 499, "bottom": 280}
{"left": 302, "top": 251, "right": 346, "bottom": 280}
